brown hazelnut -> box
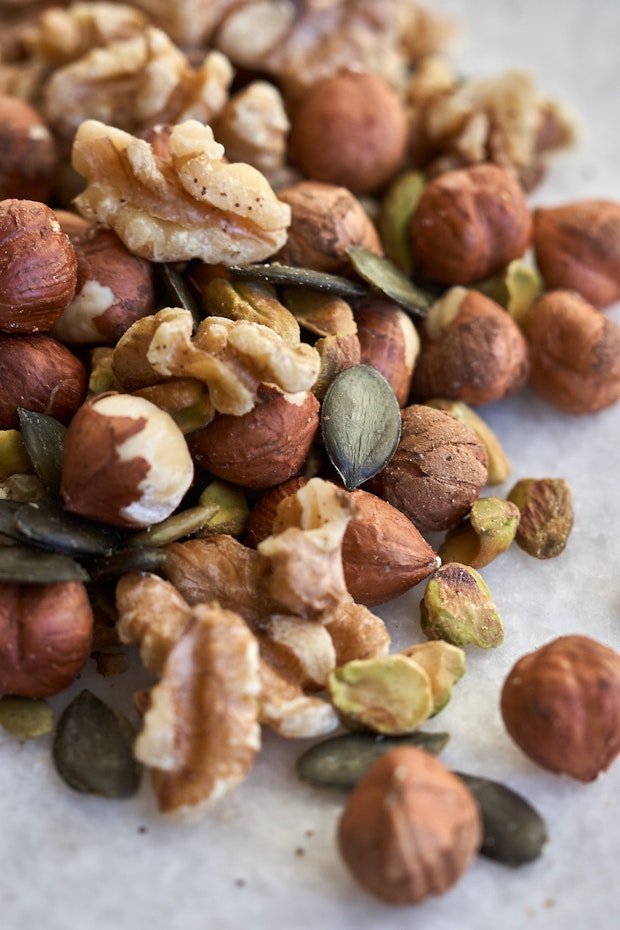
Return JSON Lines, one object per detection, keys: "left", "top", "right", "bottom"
{"left": 353, "top": 296, "right": 420, "bottom": 406}
{"left": 288, "top": 70, "right": 408, "bottom": 194}
{"left": 410, "top": 163, "right": 532, "bottom": 284}
{"left": 337, "top": 746, "right": 482, "bottom": 905}
{"left": 366, "top": 404, "right": 488, "bottom": 532}
{"left": 0, "top": 95, "right": 59, "bottom": 203}
{"left": 411, "top": 287, "right": 530, "bottom": 406}
{"left": 0, "top": 581, "right": 93, "bottom": 698}
{"left": 501, "top": 634, "right": 620, "bottom": 782}
{"left": 533, "top": 200, "right": 620, "bottom": 307}
{"left": 189, "top": 386, "right": 320, "bottom": 488}
{"left": 0, "top": 331, "right": 87, "bottom": 429}
{"left": 274, "top": 181, "right": 382, "bottom": 275}
{"left": 0, "top": 199, "right": 77, "bottom": 333}
{"left": 523, "top": 289, "right": 620, "bottom": 414}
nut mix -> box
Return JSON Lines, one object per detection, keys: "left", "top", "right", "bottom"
{"left": 0, "top": 0, "right": 619, "bottom": 913}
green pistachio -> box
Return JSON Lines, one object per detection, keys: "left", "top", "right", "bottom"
{"left": 478, "top": 259, "right": 543, "bottom": 326}
{"left": 202, "top": 278, "right": 301, "bottom": 343}
{"left": 401, "top": 641, "right": 466, "bottom": 713}
{"left": 0, "top": 430, "right": 33, "bottom": 479}
{"left": 195, "top": 480, "right": 250, "bottom": 537}
{"left": 438, "top": 497, "right": 520, "bottom": 568}
{"left": 378, "top": 170, "right": 426, "bottom": 274}
{"left": 507, "top": 477, "right": 573, "bottom": 558}
{"left": 0, "top": 696, "right": 54, "bottom": 739}
{"left": 420, "top": 562, "right": 504, "bottom": 648}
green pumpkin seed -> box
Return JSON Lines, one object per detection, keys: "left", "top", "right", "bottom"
{"left": 296, "top": 730, "right": 450, "bottom": 790}
{"left": 321, "top": 365, "right": 402, "bottom": 490}
{"left": 345, "top": 246, "right": 434, "bottom": 317}
{"left": 0, "top": 500, "right": 25, "bottom": 542}
{"left": 0, "top": 695, "right": 54, "bottom": 739}
{"left": 14, "top": 500, "right": 121, "bottom": 557}
{"left": 52, "top": 690, "right": 142, "bottom": 799}
{"left": 0, "top": 544, "right": 89, "bottom": 582}
{"left": 226, "top": 262, "right": 368, "bottom": 299}
{"left": 456, "top": 772, "right": 548, "bottom": 866}
{"left": 86, "top": 546, "right": 166, "bottom": 580}
{"left": 158, "top": 263, "right": 202, "bottom": 326}
{"left": 17, "top": 409, "right": 66, "bottom": 497}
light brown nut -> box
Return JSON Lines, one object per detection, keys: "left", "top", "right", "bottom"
{"left": 425, "top": 399, "right": 511, "bottom": 485}
{"left": 282, "top": 289, "right": 357, "bottom": 338}
{"left": 410, "top": 163, "right": 532, "bottom": 284}
{"left": 312, "top": 333, "right": 361, "bottom": 401}
{"left": 523, "top": 289, "right": 620, "bottom": 414}
{"left": 411, "top": 288, "right": 530, "bottom": 406}
{"left": 199, "top": 278, "right": 300, "bottom": 344}
{"left": 0, "top": 95, "right": 58, "bottom": 202}
{"left": 257, "top": 656, "right": 339, "bottom": 739}
{"left": 337, "top": 746, "right": 482, "bottom": 905}
{"left": 0, "top": 331, "right": 87, "bottom": 430}
{"left": 134, "top": 603, "right": 261, "bottom": 819}
{"left": 353, "top": 296, "right": 420, "bottom": 406}
{"left": 501, "top": 634, "right": 620, "bottom": 782}
{"left": 533, "top": 200, "right": 620, "bottom": 307}
{"left": 0, "top": 199, "right": 77, "bottom": 334}
{"left": 323, "top": 600, "right": 391, "bottom": 665}
{"left": 72, "top": 119, "right": 291, "bottom": 264}
{"left": 0, "top": 581, "right": 93, "bottom": 698}
{"left": 133, "top": 379, "right": 215, "bottom": 435}
{"left": 258, "top": 615, "right": 336, "bottom": 692}
{"left": 366, "top": 404, "right": 488, "bottom": 532}
{"left": 507, "top": 477, "right": 573, "bottom": 559}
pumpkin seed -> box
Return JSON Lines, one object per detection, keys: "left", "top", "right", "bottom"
{"left": 52, "top": 690, "right": 142, "bottom": 799}
{"left": 0, "top": 544, "right": 89, "bottom": 582}
{"left": 0, "top": 500, "right": 25, "bottom": 542}
{"left": 226, "top": 262, "right": 368, "bottom": 299}
{"left": 345, "top": 246, "right": 434, "bottom": 317}
{"left": 0, "top": 695, "right": 54, "bottom": 739}
{"left": 321, "top": 365, "right": 402, "bottom": 490}
{"left": 455, "top": 772, "right": 548, "bottom": 866}
{"left": 17, "top": 409, "right": 66, "bottom": 497}
{"left": 86, "top": 546, "right": 166, "bottom": 580}
{"left": 158, "top": 262, "right": 202, "bottom": 326}
{"left": 14, "top": 500, "right": 121, "bottom": 557}
{"left": 296, "top": 730, "right": 450, "bottom": 790}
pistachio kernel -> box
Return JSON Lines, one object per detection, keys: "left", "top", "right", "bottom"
{"left": 195, "top": 480, "right": 250, "bottom": 538}
{"left": 477, "top": 259, "right": 543, "bottom": 326}
{"left": 202, "top": 278, "right": 301, "bottom": 344}
{"left": 378, "top": 170, "right": 426, "bottom": 274}
{"left": 0, "top": 430, "right": 34, "bottom": 479}
{"left": 507, "top": 477, "right": 573, "bottom": 559}
{"left": 438, "top": 497, "right": 520, "bottom": 568}
{"left": 420, "top": 562, "right": 504, "bottom": 649}
{"left": 0, "top": 695, "right": 54, "bottom": 739}
{"left": 401, "top": 641, "right": 466, "bottom": 714}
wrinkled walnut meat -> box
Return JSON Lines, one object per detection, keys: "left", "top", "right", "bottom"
{"left": 72, "top": 118, "right": 291, "bottom": 263}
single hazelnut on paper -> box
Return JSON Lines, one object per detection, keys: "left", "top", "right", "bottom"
{"left": 533, "top": 200, "right": 620, "bottom": 307}
{"left": 501, "top": 634, "right": 620, "bottom": 782}
{"left": 523, "top": 289, "right": 620, "bottom": 414}
{"left": 410, "top": 163, "right": 532, "bottom": 284}
{"left": 288, "top": 71, "right": 408, "bottom": 194}
{"left": 61, "top": 393, "right": 194, "bottom": 528}
{"left": 274, "top": 181, "right": 382, "bottom": 275}
{"left": 0, "top": 95, "right": 59, "bottom": 203}
{"left": 337, "top": 746, "right": 482, "bottom": 905}
{"left": 0, "top": 581, "right": 93, "bottom": 698}
{"left": 0, "top": 199, "right": 78, "bottom": 333}
{"left": 0, "top": 331, "right": 87, "bottom": 429}
{"left": 353, "top": 296, "right": 420, "bottom": 406}
{"left": 411, "top": 287, "right": 530, "bottom": 406}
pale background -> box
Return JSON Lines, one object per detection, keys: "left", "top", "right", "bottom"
{"left": 2, "top": 2, "right": 620, "bottom": 928}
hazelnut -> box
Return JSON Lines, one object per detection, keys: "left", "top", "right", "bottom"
{"left": 61, "top": 393, "right": 195, "bottom": 528}
{"left": 0, "top": 581, "right": 93, "bottom": 698}
{"left": 533, "top": 199, "right": 620, "bottom": 307}
{"left": 0, "top": 331, "right": 87, "bottom": 429}
{"left": 522, "top": 289, "right": 620, "bottom": 414}
{"left": 0, "top": 95, "right": 59, "bottom": 204}
{"left": 337, "top": 746, "right": 482, "bottom": 905}
{"left": 51, "top": 225, "right": 156, "bottom": 345}
{"left": 188, "top": 386, "right": 320, "bottom": 489}
{"left": 501, "top": 634, "right": 620, "bottom": 782}
{"left": 0, "top": 199, "right": 77, "bottom": 333}
{"left": 288, "top": 70, "right": 408, "bottom": 194}
{"left": 274, "top": 181, "right": 382, "bottom": 275}
{"left": 410, "top": 164, "right": 532, "bottom": 284}
{"left": 411, "top": 287, "right": 530, "bottom": 406}
{"left": 353, "top": 296, "right": 420, "bottom": 406}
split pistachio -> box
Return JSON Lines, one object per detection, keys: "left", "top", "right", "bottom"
{"left": 378, "top": 170, "right": 426, "bottom": 274}
{"left": 0, "top": 430, "right": 33, "bottom": 479}
{"left": 438, "top": 497, "right": 520, "bottom": 568}
{"left": 0, "top": 695, "right": 54, "bottom": 739}
{"left": 507, "top": 477, "right": 573, "bottom": 559}
{"left": 401, "top": 641, "right": 466, "bottom": 714}
{"left": 194, "top": 480, "right": 250, "bottom": 538}
{"left": 420, "top": 563, "right": 504, "bottom": 648}
{"left": 477, "top": 259, "right": 543, "bottom": 326}
{"left": 201, "top": 278, "right": 300, "bottom": 343}
{"left": 425, "top": 399, "right": 511, "bottom": 485}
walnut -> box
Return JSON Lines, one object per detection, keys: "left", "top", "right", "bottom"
{"left": 257, "top": 657, "right": 339, "bottom": 738}
{"left": 259, "top": 614, "right": 336, "bottom": 691}
{"left": 115, "top": 572, "right": 191, "bottom": 676}
{"left": 72, "top": 119, "right": 291, "bottom": 264}
{"left": 130, "top": 0, "right": 241, "bottom": 47}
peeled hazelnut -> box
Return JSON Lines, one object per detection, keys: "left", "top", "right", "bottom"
{"left": 274, "top": 181, "right": 382, "bottom": 275}
{"left": 411, "top": 288, "right": 530, "bottom": 406}
{"left": 61, "top": 393, "right": 194, "bottom": 528}
{"left": 188, "top": 386, "right": 319, "bottom": 489}
{"left": 533, "top": 200, "right": 620, "bottom": 307}
{"left": 0, "top": 581, "right": 93, "bottom": 698}
{"left": 523, "top": 289, "right": 620, "bottom": 414}
{"left": 353, "top": 296, "right": 420, "bottom": 406}
{"left": 337, "top": 746, "right": 482, "bottom": 905}
{"left": 0, "top": 95, "right": 59, "bottom": 203}
{"left": 288, "top": 70, "right": 408, "bottom": 194}
{"left": 0, "top": 199, "right": 78, "bottom": 333}
{"left": 410, "top": 164, "right": 532, "bottom": 284}
{"left": 0, "top": 331, "right": 87, "bottom": 429}
{"left": 501, "top": 634, "right": 620, "bottom": 782}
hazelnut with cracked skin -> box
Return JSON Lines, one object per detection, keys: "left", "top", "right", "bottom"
{"left": 0, "top": 95, "right": 59, "bottom": 203}
{"left": 288, "top": 70, "right": 409, "bottom": 194}
{"left": 410, "top": 163, "right": 532, "bottom": 284}
{"left": 501, "top": 634, "right": 620, "bottom": 782}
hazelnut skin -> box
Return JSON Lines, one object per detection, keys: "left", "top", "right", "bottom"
{"left": 0, "top": 581, "right": 93, "bottom": 698}
{"left": 501, "top": 634, "right": 620, "bottom": 782}
{"left": 0, "top": 95, "right": 59, "bottom": 203}
{"left": 288, "top": 70, "right": 408, "bottom": 194}
{"left": 353, "top": 296, "right": 420, "bottom": 406}
{"left": 410, "top": 163, "right": 532, "bottom": 284}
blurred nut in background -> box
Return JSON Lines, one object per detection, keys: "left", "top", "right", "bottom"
{"left": 0, "top": 95, "right": 59, "bottom": 204}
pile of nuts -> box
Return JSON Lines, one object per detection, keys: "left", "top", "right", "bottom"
{"left": 1, "top": 0, "right": 620, "bottom": 909}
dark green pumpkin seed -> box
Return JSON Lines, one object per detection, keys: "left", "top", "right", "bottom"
{"left": 17, "top": 409, "right": 66, "bottom": 497}
{"left": 226, "top": 262, "right": 368, "bottom": 299}
{"left": 158, "top": 263, "right": 202, "bottom": 327}
{"left": 321, "top": 365, "right": 402, "bottom": 490}
{"left": 52, "top": 690, "right": 142, "bottom": 799}
{"left": 455, "top": 772, "right": 548, "bottom": 866}
{"left": 345, "top": 246, "right": 434, "bottom": 317}
{"left": 0, "top": 544, "right": 89, "bottom": 582}
{"left": 296, "top": 730, "right": 450, "bottom": 790}
{"left": 0, "top": 500, "right": 26, "bottom": 542}
{"left": 87, "top": 546, "right": 166, "bottom": 580}
{"left": 14, "top": 500, "right": 121, "bottom": 557}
